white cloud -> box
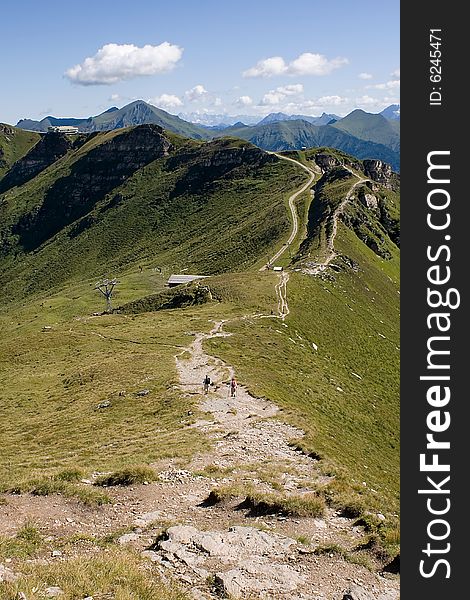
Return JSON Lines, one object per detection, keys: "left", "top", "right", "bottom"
{"left": 243, "top": 52, "right": 348, "bottom": 78}
{"left": 359, "top": 72, "right": 373, "bottom": 80}
{"left": 214, "top": 97, "right": 222, "bottom": 107}
{"left": 148, "top": 94, "right": 183, "bottom": 109}
{"left": 243, "top": 56, "right": 287, "bottom": 78}
{"left": 316, "top": 95, "right": 347, "bottom": 106}
{"left": 185, "top": 84, "right": 208, "bottom": 101}
{"left": 261, "top": 83, "right": 304, "bottom": 105}
{"left": 288, "top": 53, "right": 348, "bottom": 76}
{"left": 65, "top": 42, "right": 183, "bottom": 85}
{"left": 109, "top": 93, "right": 121, "bottom": 102}
{"left": 276, "top": 84, "right": 304, "bottom": 95}
{"left": 234, "top": 95, "right": 253, "bottom": 106}
{"left": 391, "top": 68, "right": 400, "bottom": 78}
{"left": 370, "top": 79, "right": 400, "bottom": 90}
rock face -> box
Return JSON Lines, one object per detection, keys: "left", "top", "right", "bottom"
{"left": 359, "top": 189, "right": 379, "bottom": 211}
{"left": 362, "top": 159, "right": 393, "bottom": 186}
{"left": 13, "top": 125, "right": 172, "bottom": 251}
{"left": 315, "top": 152, "right": 342, "bottom": 172}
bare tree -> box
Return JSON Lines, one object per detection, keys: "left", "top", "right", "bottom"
{"left": 95, "top": 277, "right": 118, "bottom": 312}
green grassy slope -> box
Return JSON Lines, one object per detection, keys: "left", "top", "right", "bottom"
{"left": 0, "top": 124, "right": 40, "bottom": 178}
{"left": 205, "top": 154, "right": 400, "bottom": 514}
{"left": 0, "top": 128, "right": 304, "bottom": 301}
{"left": 0, "top": 143, "right": 399, "bottom": 525}
{"left": 217, "top": 120, "right": 400, "bottom": 171}
{"left": 332, "top": 110, "right": 400, "bottom": 152}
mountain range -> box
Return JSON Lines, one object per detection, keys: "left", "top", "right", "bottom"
{"left": 14, "top": 101, "right": 400, "bottom": 170}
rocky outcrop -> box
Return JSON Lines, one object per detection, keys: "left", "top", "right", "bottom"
{"left": 0, "top": 124, "right": 15, "bottom": 136}
{"left": 13, "top": 125, "right": 173, "bottom": 250}
{"left": 359, "top": 189, "right": 379, "bottom": 211}
{"left": 315, "top": 152, "right": 342, "bottom": 172}
{"left": 362, "top": 159, "right": 394, "bottom": 187}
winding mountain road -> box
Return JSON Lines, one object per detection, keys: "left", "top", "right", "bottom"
{"left": 260, "top": 154, "right": 317, "bottom": 271}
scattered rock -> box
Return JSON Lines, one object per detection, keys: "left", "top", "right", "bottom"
{"left": 51, "top": 550, "right": 62, "bottom": 557}
{"left": 118, "top": 532, "right": 140, "bottom": 545}
{"left": 141, "top": 550, "right": 162, "bottom": 563}
{"left": 133, "top": 510, "right": 162, "bottom": 527}
{"left": 45, "top": 587, "right": 64, "bottom": 598}
{"left": 96, "top": 400, "right": 111, "bottom": 409}
{"left": 136, "top": 389, "right": 150, "bottom": 396}
{"left": 158, "top": 469, "right": 192, "bottom": 483}
{"left": 376, "top": 513, "right": 386, "bottom": 520}
{"left": 0, "top": 563, "right": 19, "bottom": 582}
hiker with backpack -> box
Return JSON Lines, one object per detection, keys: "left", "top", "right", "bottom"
{"left": 230, "top": 377, "right": 237, "bottom": 398}
{"left": 203, "top": 374, "right": 211, "bottom": 394}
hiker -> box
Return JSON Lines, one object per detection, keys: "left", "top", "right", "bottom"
{"left": 203, "top": 374, "right": 211, "bottom": 394}
{"left": 230, "top": 377, "right": 237, "bottom": 398}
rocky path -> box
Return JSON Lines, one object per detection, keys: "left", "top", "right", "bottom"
{"left": 128, "top": 318, "right": 399, "bottom": 599}
{"left": 0, "top": 160, "right": 397, "bottom": 599}
{"left": 1, "top": 313, "right": 399, "bottom": 599}
{"left": 305, "top": 170, "right": 370, "bottom": 276}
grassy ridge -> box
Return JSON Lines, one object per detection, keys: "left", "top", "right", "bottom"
{"left": 0, "top": 143, "right": 399, "bottom": 522}
{"left": 0, "top": 124, "right": 40, "bottom": 178}
{"left": 0, "top": 130, "right": 304, "bottom": 302}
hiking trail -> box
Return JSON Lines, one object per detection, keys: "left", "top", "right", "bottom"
{"left": 0, "top": 159, "right": 397, "bottom": 600}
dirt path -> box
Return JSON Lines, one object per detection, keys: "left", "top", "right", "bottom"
{"left": 274, "top": 271, "right": 290, "bottom": 319}
{"left": 0, "top": 314, "right": 399, "bottom": 599}
{"left": 260, "top": 154, "right": 317, "bottom": 271}
{"left": 0, "top": 162, "right": 398, "bottom": 599}
{"left": 305, "top": 169, "right": 370, "bottom": 276}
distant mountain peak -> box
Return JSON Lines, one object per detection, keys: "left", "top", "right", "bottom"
{"left": 380, "top": 104, "right": 400, "bottom": 120}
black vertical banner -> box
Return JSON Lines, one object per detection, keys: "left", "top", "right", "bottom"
{"left": 401, "top": 4, "right": 467, "bottom": 599}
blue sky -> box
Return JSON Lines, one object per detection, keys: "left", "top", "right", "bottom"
{"left": 0, "top": 0, "right": 399, "bottom": 125}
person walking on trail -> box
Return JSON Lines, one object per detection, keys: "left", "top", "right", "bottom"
{"left": 203, "top": 374, "right": 211, "bottom": 394}
{"left": 230, "top": 377, "right": 237, "bottom": 398}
